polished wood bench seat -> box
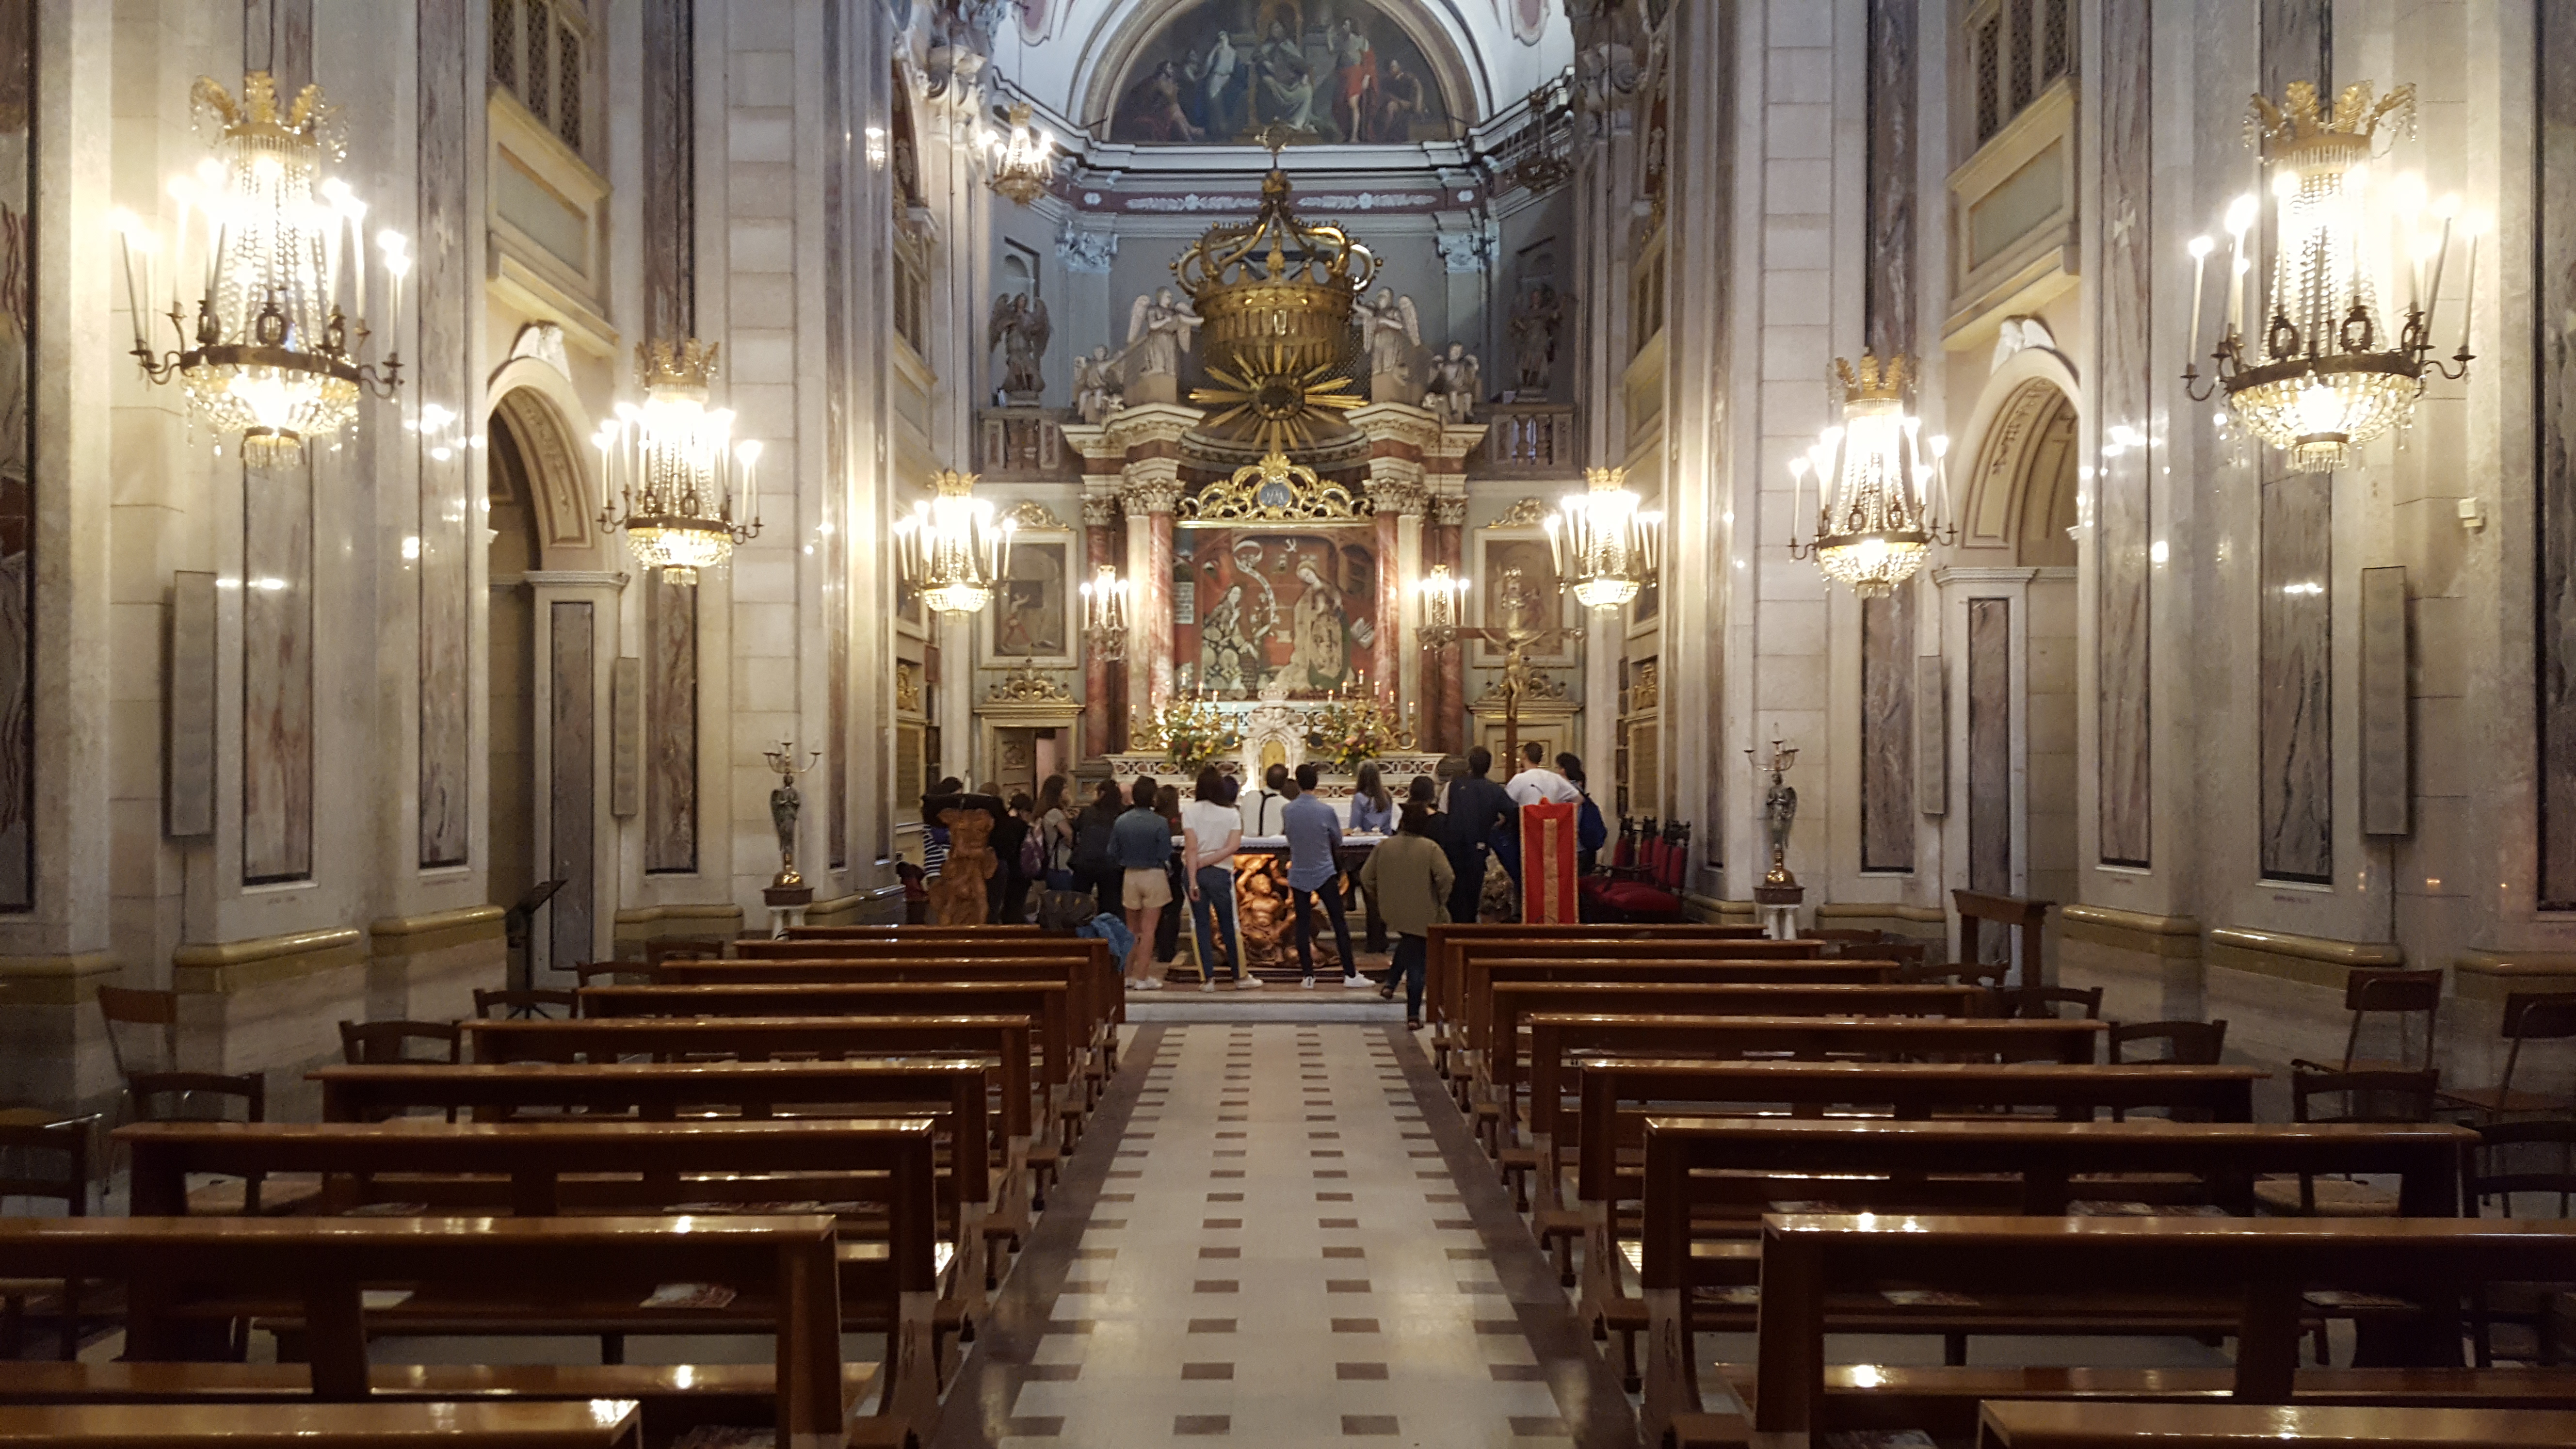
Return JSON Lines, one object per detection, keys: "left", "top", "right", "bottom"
{"left": 0, "top": 1216, "right": 856, "bottom": 1448}
{"left": 0, "top": 1400, "right": 644, "bottom": 1449}
{"left": 1425, "top": 925, "right": 1808, "bottom": 1079}
{"left": 1975, "top": 1398, "right": 2576, "bottom": 1447}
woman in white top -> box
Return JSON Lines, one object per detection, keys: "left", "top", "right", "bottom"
{"left": 1183, "top": 766, "right": 1260, "bottom": 991}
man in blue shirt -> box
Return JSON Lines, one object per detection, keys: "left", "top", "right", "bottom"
{"left": 1282, "top": 763, "right": 1364, "bottom": 988}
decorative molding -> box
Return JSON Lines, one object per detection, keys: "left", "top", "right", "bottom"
{"left": 1080, "top": 493, "right": 1120, "bottom": 527}
{"left": 1056, "top": 227, "right": 1117, "bottom": 273}
{"left": 1477, "top": 670, "right": 1567, "bottom": 703}
{"left": 1120, "top": 191, "right": 1442, "bottom": 213}
{"left": 1368, "top": 477, "right": 1428, "bottom": 516}
{"left": 1435, "top": 227, "right": 1495, "bottom": 274}
{"left": 1003, "top": 499, "right": 1068, "bottom": 530}
{"left": 1120, "top": 478, "right": 1184, "bottom": 515}
{"left": 983, "top": 664, "right": 1075, "bottom": 704}
{"left": 1177, "top": 452, "right": 1369, "bottom": 524}
{"left": 1486, "top": 497, "right": 1551, "bottom": 529}
{"left": 523, "top": 570, "right": 631, "bottom": 589}
{"left": 1430, "top": 497, "right": 1469, "bottom": 526}
{"left": 894, "top": 661, "right": 925, "bottom": 715}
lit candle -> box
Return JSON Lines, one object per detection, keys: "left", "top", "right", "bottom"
{"left": 2457, "top": 217, "right": 2484, "bottom": 353}
{"left": 1788, "top": 455, "right": 1808, "bottom": 549}
{"left": 2185, "top": 236, "right": 2213, "bottom": 366}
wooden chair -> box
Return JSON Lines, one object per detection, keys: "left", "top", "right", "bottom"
{"left": 94, "top": 986, "right": 268, "bottom": 1127}
{"left": 2253, "top": 1064, "right": 2441, "bottom": 1217}
{"left": 336, "top": 1020, "right": 464, "bottom": 1065}
{"left": 2463, "top": 1117, "right": 2576, "bottom": 1365}
{"left": 0, "top": 1111, "right": 94, "bottom": 1359}
{"left": 2441, "top": 991, "right": 2576, "bottom": 1121}
{"left": 569, "top": 961, "right": 643, "bottom": 989}
{"left": 1999, "top": 984, "right": 2104, "bottom": 1020}
{"left": 2109, "top": 1018, "right": 2229, "bottom": 1064}
{"left": 1581, "top": 820, "right": 1691, "bottom": 923}
{"left": 471, "top": 988, "right": 580, "bottom": 1019}
{"left": 2340, "top": 966, "right": 2444, "bottom": 1072}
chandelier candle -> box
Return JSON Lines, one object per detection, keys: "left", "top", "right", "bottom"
{"left": 894, "top": 470, "right": 1015, "bottom": 615}
{"left": 594, "top": 338, "right": 763, "bottom": 581}
{"left": 1787, "top": 354, "right": 1955, "bottom": 596}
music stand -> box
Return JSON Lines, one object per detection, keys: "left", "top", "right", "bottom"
{"left": 503, "top": 879, "right": 567, "bottom": 1017}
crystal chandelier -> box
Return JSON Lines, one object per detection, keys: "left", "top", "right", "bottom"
{"left": 984, "top": 101, "right": 1057, "bottom": 206}
{"left": 592, "top": 339, "right": 763, "bottom": 583}
{"left": 895, "top": 470, "right": 1015, "bottom": 616}
{"left": 1546, "top": 468, "right": 1663, "bottom": 611}
{"left": 114, "top": 72, "right": 406, "bottom": 460}
{"left": 1416, "top": 564, "right": 1469, "bottom": 647}
{"left": 1080, "top": 564, "right": 1130, "bottom": 661}
{"left": 2182, "top": 81, "right": 2478, "bottom": 473}
{"left": 1787, "top": 354, "right": 1954, "bottom": 597}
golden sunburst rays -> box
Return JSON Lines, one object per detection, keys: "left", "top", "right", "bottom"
{"left": 1191, "top": 344, "right": 1363, "bottom": 453}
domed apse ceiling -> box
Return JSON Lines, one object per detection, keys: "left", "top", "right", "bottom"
{"left": 1106, "top": 0, "right": 1468, "bottom": 145}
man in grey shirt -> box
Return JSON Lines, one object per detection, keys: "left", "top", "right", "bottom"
{"left": 1282, "top": 763, "right": 1364, "bottom": 987}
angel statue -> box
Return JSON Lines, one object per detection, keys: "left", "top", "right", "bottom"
{"left": 1072, "top": 344, "right": 1126, "bottom": 425}
{"left": 989, "top": 291, "right": 1051, "bottom": 403}
{"left": 1421, "top": 342, "right": 1481, "bottom": 425}
{"left": 1511, "top": 282, "right": 1566, "bottom": 398}
{"left": 1125, "top": 288, "right": 1203, "bottom": 402}
{"left": 1357, "top": 289, "right": 1420, "bottom": 395}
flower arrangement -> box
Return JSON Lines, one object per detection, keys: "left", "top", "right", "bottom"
{"left": 1304, "top": 690, "right": 1417, "bottom": 775}
{"left": 1141, "top": 694, "right": 1241, "bottom": 772}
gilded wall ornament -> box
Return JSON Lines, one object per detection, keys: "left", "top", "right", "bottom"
{"left": 1177, "top": 450, "right": 1369, "bottom": 523}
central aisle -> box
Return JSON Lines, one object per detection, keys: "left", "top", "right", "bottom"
{"left": 938, "top": 1023, "right": 1633, "bottom": 1449}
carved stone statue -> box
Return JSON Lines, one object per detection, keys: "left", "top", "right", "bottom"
{"left": 761, "top": 742, "right": 821, "bottom": 891}
{"left": 1072, "top": 344, "right": 1126, "bottom": 424}
{"left": 989, "top": 291, "right": 1051, "bottom": 404}
{"left": 1747, "top": 740, "right": 1801, "bottom": 888}
{"left": 1510, "top": 282, "right": 1566, "bottom": 399}
{"left": 1356, "top": 289, "right": 1420, "bottom": 399}
{"left": 1422, "top": 342, "right": 1481, "bottom": 425}
{"left": 1125, "top": 288, "right": 1203, "bottom": 403}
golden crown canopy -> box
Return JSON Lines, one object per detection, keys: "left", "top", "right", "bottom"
{"left": 190, "top": 71, "right": 340, "bottom": 157}
{"left": 2247, "top": 80, "right": 2415, "bottom": 170}
{"left": 1177, "top": 449, "right": 1369, "bottom": 524}
{"left": 1835, "top": 353, "right": 1907, "bottom": 403}
{"left": 1174, "top": 162, "right": 1381, "bottom": 380}
{"left": 638, "top": 337, "right": 720, "bottom": 395}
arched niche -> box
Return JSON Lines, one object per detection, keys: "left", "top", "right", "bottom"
{"left": 1078, "top": 0, "right": 1486, "bottom": 146}
{"left": 1951, "top": 345, "right": 2081, "bottom": 568}
{"left": 485, "top": 351, "right": 600, "bottom": 567}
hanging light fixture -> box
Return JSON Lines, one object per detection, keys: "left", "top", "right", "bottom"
{"left": 593, "top": 339, "right": 763, "bottom": 583}
{"left": 984, "top": 101, "right": 1057, "bottom": 206}
{"left": 1546, "top": 468, "right": 1663, "bottom": 611}
{"left": 113, "top": 71, "right": 406, "bottom": 460}
{"left": 1079, "top": 564, "right": 1130, "bottom": 660}
{"left": 1416, "top": 564, "right": 1470, "bottom": 648}
{"left": 2181, "top": 80, "right": 2478, "bottom": 473}
{"left": 1787, "top": 354, "right": 1954, "bottom": 597}
{"left": 894, "top": 469, "right": 1015, "bottom": 616}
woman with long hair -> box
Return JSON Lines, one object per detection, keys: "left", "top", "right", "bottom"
{"left": 1035, "top": 773, "right": 1072, "bottom": 885}
{"left": 1182, "top": 766, "right": 1256, "bottom": 990}
{"left": 1348, "top": 760, "right": 1396, "bottom": 951}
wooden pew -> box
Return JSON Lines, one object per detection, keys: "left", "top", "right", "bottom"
{"left": 118, "top": 1119, "right": 945, "bottom": 1428}
{"left": 1461, "top": 961, "right": 1908, "bottom": 1065}
{"left": 1480, "top": 984, "right": 2003, "bottom": 1133}
{"left": 1425, "top": 925, "right": 1807, "bottom": 1077}
{"left": 0, "top": 1401, "right": 644, "bottom": 1449}
{"left": 1669, "top": 1214, "right": 2576, "bottom": 1446}
{"left": 1975, "top": 1401, "right": 2576, "bottom": 1448}
{"left": 1555, "top": 1052, "right": 2261, "bottom": 1387}
{"left": 0, "top": 1216, "right": 861, "bottom": 1449}
{"left": 783, "top": 925, "right": 1044, "bottom": 938}
{"left": 573, "top": 985, "right": 1073, "bottom": 1127}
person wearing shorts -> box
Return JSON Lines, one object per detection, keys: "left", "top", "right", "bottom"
{"left": 1112, "top": 776, "right": 1175, "bottom": 989}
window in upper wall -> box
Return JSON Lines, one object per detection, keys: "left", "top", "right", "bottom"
{"left": 492, "top": 0, "right": 588, "bottom": 157}
{"left": 1968, "top": 0, "right": 2069, "bottom": 147}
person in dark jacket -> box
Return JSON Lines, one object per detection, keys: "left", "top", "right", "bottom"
{"left": 1071, "top": 780, "right": 1127, "bottom": 917}
{"left": 1439, "top": 747, "right": 1515, "bottom": 927}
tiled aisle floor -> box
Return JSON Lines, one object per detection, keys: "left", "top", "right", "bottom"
{"left": 936, "top": 1023, "right": 1635, "bottom": 1449}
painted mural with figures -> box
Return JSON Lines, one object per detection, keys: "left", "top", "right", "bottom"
{"left": 1110, "top": 0, "right": 1462, "bottom": 145}
{"left": 1175, "top": 530, "right": 1377, "bottom": 698}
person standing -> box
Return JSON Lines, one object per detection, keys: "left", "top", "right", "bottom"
{"left": 991, "top": 793, "right": 1034, "bottom": 924}
{"left": 1183, "top": 767, "right": 1258, "bottom": 991}
{"left": 1240, "top": 761, "right": 1291, "bottom": 837}
{"left": 1347, "top": 761, "right": 1396, "bottom": 951}
{"left": 1153, "top": 783, "right": 1186, "bottom": 963}
{"left": 1360, "top": 801, "right": 1454, "bottom": 1029}
{"left": 1035, "top": 773, "right": 1073, "bottom": 887}
{"left": 1071, "top": 780, "right": 1126, "bottom": 918}
{"left": 1282, "top": 763, "right": 1365, "bottom": 988}
{"left": 1440, "top": 747, "right": 1516, "bottom": 927}
{"left": 1504, "top": 740, "right": 1582, "bottom": 807}
{"left": 1558, "top": 752, "right": 1610, "bottom": 877}
{"left": 1112, "top": 776, "right": 1174, "bottom": 990}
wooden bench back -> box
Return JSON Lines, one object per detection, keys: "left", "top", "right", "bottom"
{"left": 657, "top": 957, "right": 1117, "bottom": 1046}
{"left": 783, "top": 925, "right": 1045, "bottom": 938}
{"left": 1484, "top": 983, "right": 1995, "bottom": 1101}
{"left": 1429, "top": 926, "right": 1810, "bottom": 1038}
{"left": 0, "top": 1401, "right": 645, "bottom": 1449}
{"left": 1462, "top": 960, "right": 1907, "bottom": 1056}
{"left": 1975, "top": 1401, "right": 2576, "bottom": 1448}
{"left": 575, "top": 983, "right": 1073, "bottom": 1095}
{"left": 0, "top": 1215, "right": 850, "bottom": 1444}
{"left": 1713, "top": 1214, "right": 2576, "bottom": 1436}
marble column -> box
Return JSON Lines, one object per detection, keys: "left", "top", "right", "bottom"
{"left": 1122, "top": 477, "right": 1179, "bottom": 724}
{"left": 1081, "top": 492, "right": 1118, "bottom": 763}
{"left": 1392, "top": 502, "right": 1423, "bottom": 720}
{"left": 1431, "top": 497, "right": 1469, "bottom": 755}
{"left": 2094, "top": 0, "right": 2155, "bottom": 867}
{"left": 2539, "top": 5, "right": 2576, "bottom": 904}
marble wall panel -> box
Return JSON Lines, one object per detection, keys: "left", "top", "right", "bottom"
{"left": 1863, "top": 0, "right": 1916, "bottom": 361}
{"left": 643, "top": 0, "right": 697, "bottom": 344}
{"left": 824, "top": 0, "right": 849, "bottom": 871}
{"left": 548, "top": 602, "right": 595, "bottom": 965}
{"left": 644, "top": 571, "right": 698, "bottom": 873}
{"left": 2259, "top": 473, "right": 2333, "bottom": 882}
{"left": 2538, "top": 6, "right": 2576, "bottom": 906}
{"left": 2093, "top": 0, "right": 2152, "bottom": 867}
{"left": 242, "top": 452, "right": 314, "bottom": 884}
{"left": 2260, "top": 0, "right": 2332, "bottom": 95}
{"left": 241, "top": 0, "right": 311, "bottom": 88}
{"left": 1860, "top": 583, "right": 1916, "bottom": 871}
{"left": 1967, "top": 598, "right": 2012, "bottom": 896}
{"left": 415, "top": 0, "right": 471, "bottom": 868}
{"left": 0, "top": 0, "right": 32, "bottom": 909}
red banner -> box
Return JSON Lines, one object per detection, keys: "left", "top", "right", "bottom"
{"left": 1519, "top": 801, "right": 1579, "bottom": 925}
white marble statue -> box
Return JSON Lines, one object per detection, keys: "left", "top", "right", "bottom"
{"left": 989, "top": 291, "right": 1051, "bottom": 402}
{"left": 1357, "top": 289, "right": 1420, "bottom": 388}
{"left": 1422, "top": 342, "right": 1481, "bottom": 425}
{"left": 1125, "top": 288, "right": 1204, "bottom": 380}
{"left": 1072, "top": 345, "right": 1126, "bottom": 424}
